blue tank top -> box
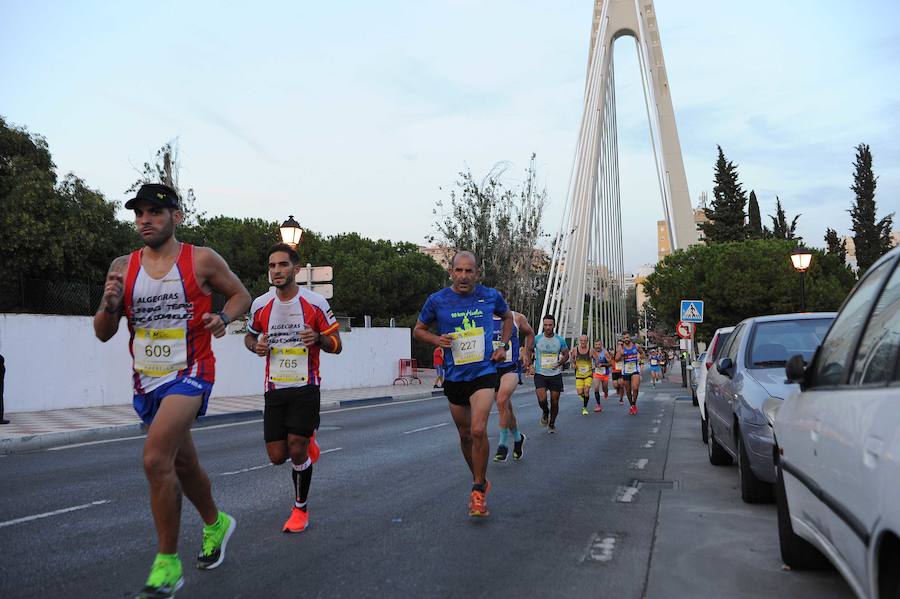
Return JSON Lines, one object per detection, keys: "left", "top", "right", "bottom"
{"left": 622, "top": 345, "right": 640, "bottom": 375}
{"left": 493, "top": 314, "right": 519, "bottom": 367}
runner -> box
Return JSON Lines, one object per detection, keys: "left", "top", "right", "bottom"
{"left": 570, "top": 335, "right": 593, "bottom": 416}
{"left": 433, "top": 346, "right": 445, "bottom": 388}
{"left": 615, "top": 332, "right": 645, "bottom": 415}
{"left": 245, "top": 243, "right": 342, "bottom": 534}
{"left": 492, "top": 310, "right": 535, "bottom": 462}
{"left": 590, "top": 340, "right": 610, "bottom": 412}
{"left": 610, "top": 337, "right": 626, "bottom": 405}
{"left": 648, "top": 349, "right": 662, "bottom": 387}
{"left": 94, "top": 183, "right": 250, "bottom": 599}
{"left": 532, "top": 314, "right": 569, "bottom": 433}
{"left": 658, "top": 350, "right": 668, "bottom": 378}
{"left": 413, "top": 251, "right": 512, "bottom": 518}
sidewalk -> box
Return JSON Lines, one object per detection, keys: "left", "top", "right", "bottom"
{"left": 0, "top": 370, "right": 441, "bottom": 454}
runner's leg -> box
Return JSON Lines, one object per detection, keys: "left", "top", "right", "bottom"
{"left": 449, "top": 403, "right": 474, "bottom": 475}
{"left": 536, "top": 386, "right": 549, "bottom": 423}
{"left": 468, "top": 388, "right": 494, "bottom": 485}
{"left": 549, "top": 390, "right": 560, "bottom": 426}
{"left": 173, "top": 435, "right": 218, "bottom": 525}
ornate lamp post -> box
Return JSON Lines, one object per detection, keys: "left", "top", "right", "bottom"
{"left": 790, "top": 246, "right": 813, "bottom": 311}
{"left": 279, "top": 215, "right": 303, "bottom": 248}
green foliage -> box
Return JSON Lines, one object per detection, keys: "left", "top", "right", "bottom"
{"left": 747, "top": 190, "right": 763, "bottom": 239}
{"left": 643, "top": 239, "right": 855, "bottom": 343}
{"left": 823, "top": 228, "right": 848, "bottom": 265}
{"left": 698, "top": 146, "right": 749, "bottom": 243}
{"left": 127, "top": 140, "right": 205, "bottom": 226}
{"left": 849, "top": 143, "right": 894, "bottom": 274}
{"left": 769, "top": 196, "right": 802, "bottom": 241}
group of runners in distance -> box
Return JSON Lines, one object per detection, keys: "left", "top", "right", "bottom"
{"left": 95, "top": 183, "right": 667, "bottom": 599}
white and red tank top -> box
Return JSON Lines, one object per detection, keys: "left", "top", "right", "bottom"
{"left": 123, "top": 243, "right": 214, "bottom": 393}
{"left": 248, "top": 287, "right": 339, "bottom": 391}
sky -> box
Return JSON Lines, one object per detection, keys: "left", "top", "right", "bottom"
{"left": 2, "top": 0, "right": 899, "bottom": 272}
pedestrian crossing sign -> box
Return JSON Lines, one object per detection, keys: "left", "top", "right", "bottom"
{"left": 680, "top": 300, "right": 704, "bottom": 323}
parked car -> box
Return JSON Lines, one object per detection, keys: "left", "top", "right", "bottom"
{"left": 698, "top": 326, "right": 735, "bottom": 444}
{"left": 705, "top": 312, "right": 835, "bottom": 503}
{"left": 768, "top": 247, "right": 900, "bottom": 597}
{"left": 689, "top": 351, "right": 705, "bottom": 403}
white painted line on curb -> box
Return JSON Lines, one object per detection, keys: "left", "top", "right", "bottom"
{"left": 630, "top": 458, "right": 649, "bottom": 470}
{"left": 0, "top": 500, "right": 111, "bottom": 528}
{"left": 642, "top": 440, "right": 655, "bottom": 448}
{"left": 403, "top": 423, "right": 449, "bottom": 435}
{"left": 614, "top": 486, "right": 640, "bottom": 503}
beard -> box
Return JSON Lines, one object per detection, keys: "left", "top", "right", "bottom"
{"left": 142, "top": 221, "right": 175, "bottom": 249}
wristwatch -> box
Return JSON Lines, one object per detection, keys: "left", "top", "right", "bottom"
{"left": 217, "top": 311, "right": 231, "bottom": 326}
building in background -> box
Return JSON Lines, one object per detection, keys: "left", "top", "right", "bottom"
{"left": 658, "top": 191, "right": 709, "bottom": 259}
{"left": 841, "top": 232, "right": 900, "bottom": 270}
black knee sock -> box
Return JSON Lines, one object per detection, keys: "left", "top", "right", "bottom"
{"left": 550, "top": 401, "right": 559, "bottom": 424}
{"left": 538, "top": 400, "right": 549, "bottom": 416}
{"left": 582, "top": 395, "right": 589, "bottom": 408}
{"left": 291, "top": 459, "right": 313, "bottom": 510}
{"left": 594, "top": 390, "right": 601, "bottom": 401}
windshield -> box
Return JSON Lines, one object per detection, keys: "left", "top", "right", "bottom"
{"left": 747, "top": 318, "right": 834, "bottom": 369}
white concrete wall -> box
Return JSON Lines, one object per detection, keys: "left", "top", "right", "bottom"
{"left": 0, "top": 314, "right": 410, "bottom": 413}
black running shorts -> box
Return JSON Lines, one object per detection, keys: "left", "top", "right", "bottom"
{"left": 611, "top": 371, "right": 622, "bottom": 381}
{"left": 264, "top": 385, "right": 320, "bottom": 441}
{"left": 443, "top": 372, "right": 499, "bottom": 407}
{"left": 534, "top": 373, "right": 564, "bottom": 392}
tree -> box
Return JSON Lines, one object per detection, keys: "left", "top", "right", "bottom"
{"left": 643, "top": 239, "right": 855, "bottom": 343}
{"left": 698, "top": 146, "right": 748, "bottom": 243}
{"left": 127, "top": 139, "right": 204, "bottom": 226}
{"left": 747, "top": 190, "right": 764, "bottom": 239}
{"left": 824, "top": 228, "right": 847, "bottom": 264}
{"left": 769, "top": 196, "right": 802, "bottom": 241}
{"left": 849, "top": 143, "right": 894, "bottom": 274}
{"left": 431, "top": 154, "right": 546, "bottom": 312}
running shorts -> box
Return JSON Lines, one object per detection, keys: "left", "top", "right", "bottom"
{"left": 650, "top": 365, "right": 662, "bottom": 374}
{"left": 133, "top": 376, "right": 212, "bottom": 425}
{"left": 575, "top": 376, "right": 592, "bottom": 393}
{"left": 443, "top": 372, "right": 499, "bottom": 407}
{"left": 534, "top": 373, "right": 564, "bottom": 392}
{"left": 264, "top": 385, "right": 321, "bottom": 441}
{"left": 611, "top": 371, "right": 622, "bottom": 381}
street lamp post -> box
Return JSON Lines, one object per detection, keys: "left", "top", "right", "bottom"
{"left": 790, "top": 246, "right": 813, "bottom": 311}
{"left": 280, "top": 215, "right": 303, "bottom": 248}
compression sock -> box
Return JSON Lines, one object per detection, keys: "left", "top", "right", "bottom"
{"left": 582, "top": 395, "right": 589, "bottom": 409}
{"left": 498, "top": 428, "right": 510, "bottom": 447}
{"left": 512, "top": 427, "right": 522, "bottom": 442}
{"left": 291, "top": 458, "right": 312, "bottom": 510}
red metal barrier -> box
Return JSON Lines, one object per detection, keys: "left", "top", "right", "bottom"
{"left": 393, "top": 358, "right": 422, "bottom": 385}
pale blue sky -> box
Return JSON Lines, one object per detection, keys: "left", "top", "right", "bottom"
{"left": 2, "top": 0, "right": 898, "bottom": 270}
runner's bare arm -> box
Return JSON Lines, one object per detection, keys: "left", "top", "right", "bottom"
{"left": 300, "top": 327, "right": 343, "bottom": 354}
{"left": 413, "top": 320, "right": 452, "bottom": 348}
{"left": 559, "top": 346, "right": 570, "bottom": 368}
{"left": 94, "top": 255, "right": 129, "bottom": 342}
{"left": 194, "top": 247, "right": 251, "bottom": 338}
{"left": 516, "top": 312, "right": 535, "bottom": 365}
{"left": 490, "top": 309, "right": 514, "bottom": 362}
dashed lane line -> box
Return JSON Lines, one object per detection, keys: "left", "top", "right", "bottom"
{"left": 642, "top": 440, "right": 656, "bottom": 448}
{"left": 630, "top": 458, "right": 649, "bottom": 470}
{"left": 220, "top": 448, "right": 343, "bottom": 476}
{"left": 402, "top": 423, "right": 449, "bottom": 435}
{"left": 0, "top": 500, "right": 111, "bottom": 528}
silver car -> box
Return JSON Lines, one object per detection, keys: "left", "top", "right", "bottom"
{"left": 705, "top": 312, "right": 835, "bottom": 503}
{"left": 771, "top": 247, "right": 900, "bottom": 597}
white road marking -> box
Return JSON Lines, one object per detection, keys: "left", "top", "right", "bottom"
{"left": 403, "top": 423, "right": 449, "bottom": 435}
{"left": 220, "top": 447, "right": 342, "bottom": 476}
{"left": 642, "top": 440, "right": 655, "bottom": 448}
{"left": 321, "top": 447, "right": 342, "bottom": 455}
{"left": 0, "top": 500, "right": 111, "bottom": 528}
{"left": 614, "top": 486, "right": 640, "bottom": 503}
{"left": 630, "top": 458, "right": 649, "bottom": 470}
{"left": 580, "top": 533, "right": 618, "bottom": 563}
{"left": 651, "top": 427, "right": 659, "bottom": 434}
{"left": 653, "top": 419, "right": 662, "bottom": 425}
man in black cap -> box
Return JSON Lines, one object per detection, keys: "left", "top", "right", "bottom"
{"left": 95, "top": 183, "right": 250, "bottom": 598}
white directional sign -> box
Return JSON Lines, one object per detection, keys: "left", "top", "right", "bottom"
{"left": 680, "top": 300, "right": 704, "bottom": 323}
{"left": 309, "top": 284, "right": 333, "bottom": 299}
{"left": 296, "top": 266, "right": 333, "bottom": 284}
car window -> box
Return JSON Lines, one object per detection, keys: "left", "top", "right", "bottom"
{"left": 812, "top": 259, "right": 894, "bottom": 387}
{"left": 711, "top": 331, "right": 733, "bottom": 361}
{"left": 850, "top": 260, "right": 900, "bottom": 385}
{"left": 747, "top": 318, "right": 833, "bottom": 369}
{"left": 724, "top": 324, "right": 745, "bottom": 361}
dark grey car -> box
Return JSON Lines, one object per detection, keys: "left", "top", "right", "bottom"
{"left": 704, "top": 312, "right": 835, "bottom": 503}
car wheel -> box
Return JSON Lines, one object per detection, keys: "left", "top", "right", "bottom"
{"left": 775, "top": 462, "right": 830, "bottom": 570}
{"left": 707, "top": 420, "right": 732, "bottom": 466}
{"left": 738, "top": 433, "right": 773, "bottom": 503}
{"left": 701, "top": 412, "right": 709, "bottom": 444}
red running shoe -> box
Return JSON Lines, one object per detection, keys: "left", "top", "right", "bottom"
{"left": 308, "top": 432, "right": 320, "bottom": 464}
{"left": 283, "top": 507, "right": 309, "bottom": 533}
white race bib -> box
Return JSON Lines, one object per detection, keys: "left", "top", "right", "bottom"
{"left": 615, "top": 361, "right": 624, "bottom": 371}
{"left": 577, "top": 363, "right": 592, "bottom": 376}
{"left": 492, "top": 340, "right": 513, "bottom": 362}
{"left": 650, "top": 359, "right": 658, "bottom": 366}
{"left": 540, "top": 354, "right": 558, "bottom": 371}
{"left": 624, "top": 361, "right": 638, "bottom": 375}
{"left": 451, "top": 328, "right": 485, "bottom": 365}
{"left": 269, "top": 346, "right": 309, "bottom": 384}
{"left": 133, "top": 328, "right": 187, "bottom": 377}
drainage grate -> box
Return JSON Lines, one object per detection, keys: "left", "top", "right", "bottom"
{"left": 635, "top": 479, "right": 679, "bottom": 490}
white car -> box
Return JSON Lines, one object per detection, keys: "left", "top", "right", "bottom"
{"left": 698, "top": 326, "right": 734, "bottom": 444}
{"left": 770, "top": 247, "right": 900, "bottom": 598}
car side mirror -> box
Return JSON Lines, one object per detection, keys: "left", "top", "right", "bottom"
{"left": 716, "top": 358, "right": 733, "bottom": 377}
{"left": 785, "top": 354, "right": 807, "bottom": 388}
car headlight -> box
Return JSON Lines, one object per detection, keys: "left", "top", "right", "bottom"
{"left": 762, "top": 396, "right": 782, "bottom": 429}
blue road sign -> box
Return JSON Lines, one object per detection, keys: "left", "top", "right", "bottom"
{"left": 680, "top": 300, "right": 704, "bottom": 323}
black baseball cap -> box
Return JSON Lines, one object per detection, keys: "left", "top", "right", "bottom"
{"left": 125, "top": 183, "right": 180, "bottom": 209}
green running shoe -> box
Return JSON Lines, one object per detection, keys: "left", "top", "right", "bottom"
{"left": 136, "top": 554, "right": 184, "bottom": 599}
{"left": 197, "top": 511, "right": 236, "bottom": 570}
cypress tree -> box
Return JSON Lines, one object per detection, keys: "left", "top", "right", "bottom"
{"left": 824, "top": 228, "right": 847, "bottom": 264}
{"left": 747, "top": 190, "right": 763, "bottom": 239}
{"left": 850, "top": 143, "right": 894, "bottom": 273}
{"left": 769, "top": 196, "right": 801, "bottom": 241}
{"left": 699, "top": 146, "right": 748, "bottom": 242}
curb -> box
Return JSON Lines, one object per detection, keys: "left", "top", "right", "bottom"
{"left": 0, "top": 390, "right": 444, "bottom": 455}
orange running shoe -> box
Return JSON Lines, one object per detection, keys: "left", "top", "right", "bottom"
{"left": 308, "top": 432, "right": 320, "bottom": 464}
{"left": 283, "top": 507, "right": 309, "bottom": 533}
{"left": 468, "top": 490, "right": 489, "bottom": 517}
{"left": 594, "top": 404, "right": 603, "bottom": 413}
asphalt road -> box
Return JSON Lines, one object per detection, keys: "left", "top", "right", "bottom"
{"left": 0, "top": 378, "right": 852, "bottom": 598}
